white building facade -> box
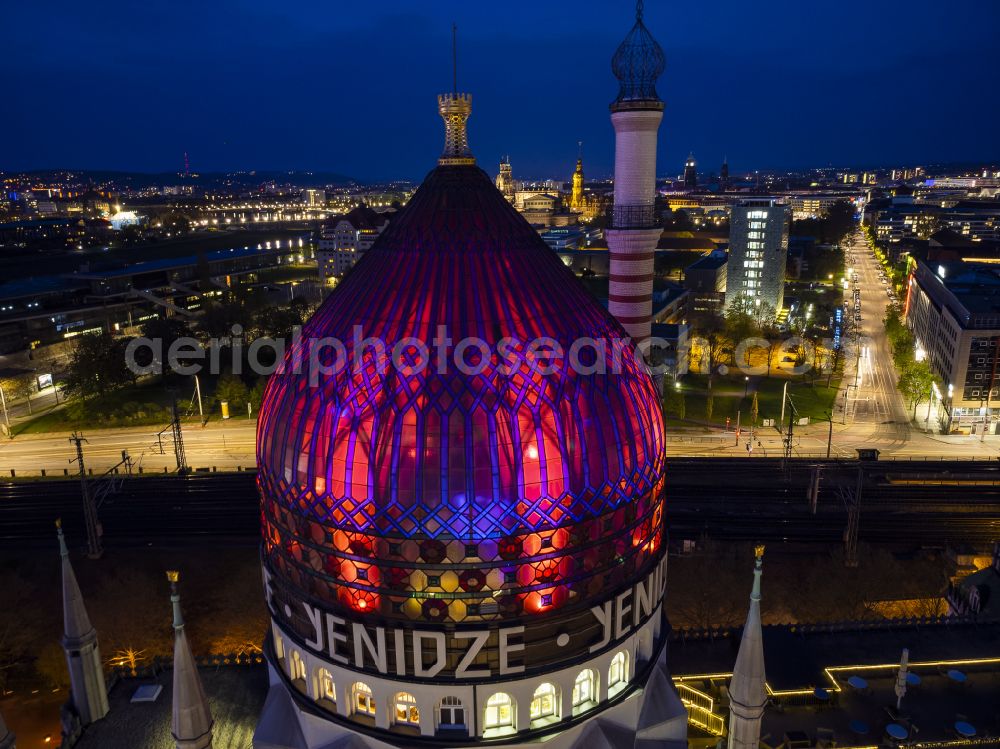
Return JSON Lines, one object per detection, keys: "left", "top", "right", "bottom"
{"left": 725, "top": 198, "right": 791, "bottom": 312}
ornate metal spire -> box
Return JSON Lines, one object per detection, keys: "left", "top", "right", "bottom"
{"left": 611, "top": 0, "right": 665, "bottom": 108}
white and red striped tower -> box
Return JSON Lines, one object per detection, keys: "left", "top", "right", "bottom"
{"left": 606, "top": 0, "right": 665, "bottom": 345}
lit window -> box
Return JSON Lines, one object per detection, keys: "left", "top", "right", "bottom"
{"left": 572, "top": 669, "right": 597, "bottom": 714}
{"left": 439, "top": 696, "right": 465, "bottom": 728}
{"left": 289, "top": 650, "right": 306, "bottom": 682}
{"left": 393, "top": 692, "right": 420, "bottom": 725}
{"left": 530, "top": 682, "right": 559, "bottom": 723}
{"left": 316, "top": 668, "right": 335, "bottom": 702}
{"left": 609, "top": 651, "right": 629, "bottom": 696}
{"left": 353, "top": 682, "right": 375, "bottom": 717}
{"left": 484, "top": 692, "right": 515, "bottom": 734}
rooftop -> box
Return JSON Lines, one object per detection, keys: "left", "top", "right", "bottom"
{"left": 72, "top": 663, "right": 268, "bottom": 749}
{"left": 921, "top": 261, "right": 1000, "bottom": 315}
{"left": 685, "top": 253, "right": 728, "bottom": 272}
{"left": 672, "top": 618, "right": 1000, "bottom": 748}
{"left": 0, "top": 274, "right": 87, "bottom": 301}
{"left": 72, "top": 242, "right": 297, "bottom": 281}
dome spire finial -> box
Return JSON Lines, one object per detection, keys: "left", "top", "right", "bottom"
{"left": 438, "top": 24, "right": 475, "bottom": 166}
{"left": 636, "top": 0, "right": 644, "bottom": 21}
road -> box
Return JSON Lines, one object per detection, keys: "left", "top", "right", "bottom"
{"left": 4, "top": 411, "right": 1000, "bottom": 477}
{"left": 0, "top": 384, "right": 63, "bottom": 432}
{"left": 839, "top": 230, "right": 911, "bottom": 446}
{"left": 0, "top": 418, "right": 258, "bottom": 475}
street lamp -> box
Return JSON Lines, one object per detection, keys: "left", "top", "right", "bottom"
{"left": 744, "top": 376, "right": 750, "bottom": 398}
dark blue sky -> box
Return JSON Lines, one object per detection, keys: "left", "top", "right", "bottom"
{"left": 3, "top": 0, "right": 998, "bottom": 181}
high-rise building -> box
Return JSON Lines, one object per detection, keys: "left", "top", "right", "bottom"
{"left": 606, "top": 2, "right": 667, "bottom": 344}
{"left": 683, "top": 153, "right": 697, "bottom": 190}
{"left": 725, "top": 198, "right": 791, "bottom": 311}
{"left": 252, "top": 61, "right": 685, "bottom": 749}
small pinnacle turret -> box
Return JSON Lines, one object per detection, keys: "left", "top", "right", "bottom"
{"left": 57, "top": 519, "right": 109, "bottom": 728}
{"left": 728, "top": 545, "right": 767, "bottom": 749}
{"left": 168, "top": 571, "right": 213, "bottom": 749}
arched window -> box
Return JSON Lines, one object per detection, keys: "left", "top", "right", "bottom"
{"left": 608, "top": 651, "right": 629, "bottom": 696}
{"left": 572, "top": 669, "right": 597, "bottom": 714}
{"left": 484, "top": 692, "right": 515, "bottom": 735}
{"left": 289, "top": 649, "right": 306, "bottom": 682}
{"left": 315, "top": 667, "right": 335, "bottom": 703}
{"left": 352, "top": 682, "right": 375, "bottom": 717}
{"left": 529, "top": 682, "right": 560, "bottom": 724}
{"left": 438, "top": 696, "right": 466, "bottom": 729}
{"left": 273, "top": 630, "right": 285, "bottom": 661}
{"left": 393, "top": 692, "right": 420, "bottom": 726}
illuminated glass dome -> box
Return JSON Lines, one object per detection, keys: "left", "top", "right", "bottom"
{"left": 258, "top": 117, "right": 666, "bottom": 625}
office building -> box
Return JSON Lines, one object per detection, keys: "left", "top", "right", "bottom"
{"left": 906, "top": 259, "right": 1000, "bottom": 433}
{"left": 725, "top": 198, "right": 791, "bottom": 311}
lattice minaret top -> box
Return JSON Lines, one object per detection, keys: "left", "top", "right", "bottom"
{"left": 438, "top": 94, "right": 474, "bottom": 166}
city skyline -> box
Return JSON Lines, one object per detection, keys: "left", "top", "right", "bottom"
{"left": 3, "top": 0, "right": 999, "bottom": 180}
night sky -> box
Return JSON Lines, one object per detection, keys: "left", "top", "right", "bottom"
{"left": 4, "top": 0, "right": 998, "bottom": 181}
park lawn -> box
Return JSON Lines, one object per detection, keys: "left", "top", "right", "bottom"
{"left": 670, "top": 372, "right": 841, "bottom": 428}
{"left": 12, "top": 380, "right": 210, "bottom": 436}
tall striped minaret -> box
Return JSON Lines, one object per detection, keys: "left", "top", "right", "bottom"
{"left": 606, "top": 0, "right": 665, "bottom": 345}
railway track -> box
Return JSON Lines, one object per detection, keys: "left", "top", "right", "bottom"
{"left": 1, "top": 460, "right": 999, "bottom": 548}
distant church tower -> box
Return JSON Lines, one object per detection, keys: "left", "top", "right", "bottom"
{"left": 0, "top": 705, "right": 15, "bottom": 749}
{"left": 57, "top": 520, "right": 109, "bottom": 730}
{"left": 495, "top": 156, "right": 516, "bottom": 203}
{"left": 606, "top": 0, "right": 666, "bottom": 344}
{"left": 683, "top": 152, "right": 697, "bottom": 190}
{"left": 570, "top": 142, "right": 585, "bottom": 211}
{"left": 728, "top": 546, "right": 767, "bottom": 749}
{"left": 720, "top": 156, "right": 730, "bottom": 192}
